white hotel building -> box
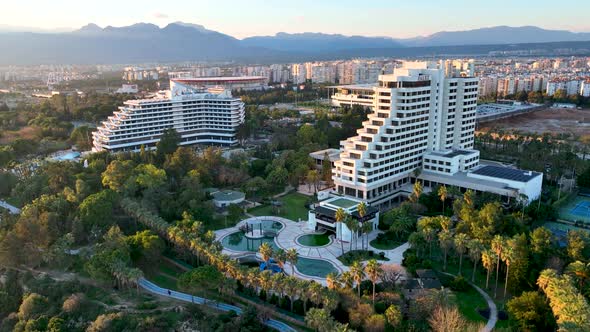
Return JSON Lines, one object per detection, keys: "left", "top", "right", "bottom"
{"left": 92, "top": 79, "right": 245, "bottom": 152}
{"left": 325, "top": 61, "right": 542, "bottom": 211}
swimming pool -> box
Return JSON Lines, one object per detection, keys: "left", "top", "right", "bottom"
{"left": 53, "top": 151, "right": 81, "bottom": 161}
{"left": 296, "top": 257, "right": 339, "bottom": 278}
{"left": 221, "top": 232, "right": 279, "bottom": 252}
{"left": 243, "top": 220, "right": 283, "bottom": 232}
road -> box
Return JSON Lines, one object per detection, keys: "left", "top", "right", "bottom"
{"left": 138, "top": 278, "right": 297, "bottom": 332}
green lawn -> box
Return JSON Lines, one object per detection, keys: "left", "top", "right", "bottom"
{"left": 424, "top": 250, "right": 511, "bottom": 327}
{"left": 249, "top": 192, "right": 312, "bottom": 221}
{"left": 337, "top": 250, "right": 390, "bottom": 266}
{"left": 205, "top": 215, "right": 242, "bottom": 231}
{"left": 438, "top": 274, "right": 488, "bottom": 323}
{"left": 369, "top": 238, "right": 404, "bottom": 250}
{"left": 456, "top": 287, "right": 488, "bottom": 324}
{"left": 143, "top": 259, "right": 188, "bottom": 291}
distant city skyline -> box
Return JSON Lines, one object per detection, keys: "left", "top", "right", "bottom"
{"left": 2, "top": 0, "right": 590, "bottom": 39}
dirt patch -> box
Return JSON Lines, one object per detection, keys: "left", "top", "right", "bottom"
{"left": 478, "top": 108, "right": 590, "bottom": 138}
{"left": 0, "top": 126, "right": 41, "bottom": 144}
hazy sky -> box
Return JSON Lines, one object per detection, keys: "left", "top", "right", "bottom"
{"left": 2, "top": 0, "right": 589, "bottom": 39}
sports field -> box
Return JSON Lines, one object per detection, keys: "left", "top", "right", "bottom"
{"left": 559, "top": 195, "right": 590, "bottom": 223}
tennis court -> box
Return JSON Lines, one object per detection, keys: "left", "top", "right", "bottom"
{"left": 559, "top": 195, "right": 590, "bottom": 223}
{"left": 543, "top": 221, "right": 588, "bottom": 247}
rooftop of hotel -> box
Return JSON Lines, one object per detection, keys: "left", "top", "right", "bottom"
{"left": 471, "top": 165, "right": 542, "bottom": 182}
{"left": 328, "top": 83, "right": 377, "bottom": 90}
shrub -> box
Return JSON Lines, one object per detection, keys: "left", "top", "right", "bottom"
{"left": 136, "top": 301, "right": 158, "bottom": 310}
{"left": 18, "top": 293, "right": 48, "bottom": 321}
{"left": 450, "top": 276, "right": 470, "bottom": 292}
{"left": 62, "top": 293, "right": 85, "bottom": 313}
{"left": 374, "top": 301, "right": 388, "bottom": 314}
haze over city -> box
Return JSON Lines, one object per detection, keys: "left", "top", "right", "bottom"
{"left": 2, "top": 0, "right": 590, "bottom": 38}
{"left": 2, "top": 1, "right": 590, "bottom": 332}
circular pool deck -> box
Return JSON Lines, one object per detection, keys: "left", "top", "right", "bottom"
{"left": 215, "top": 216, "right": 410, "bottom": 284}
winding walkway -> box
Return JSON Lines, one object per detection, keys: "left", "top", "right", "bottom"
{"left": 0, "top": 200, "right": 20, "bottom": 214}
{"left": 138, "top": 278, "right": 296, "bottom": 332}
{"left": 439, "top": 272, "right": 497, "bottom": 332}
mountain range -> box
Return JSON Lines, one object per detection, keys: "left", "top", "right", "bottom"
{"left": 1, "top": 23, "right": 590, "bottom": 65}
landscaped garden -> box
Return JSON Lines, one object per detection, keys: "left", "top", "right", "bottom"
{"left": 338, "top": 250, "right": 389, "bottom": 265}
{"left": 248, "top": 192, "right": 313, "bottom": 221}
{"left": 370, "top": 232, "right": 405, "bottom": 250}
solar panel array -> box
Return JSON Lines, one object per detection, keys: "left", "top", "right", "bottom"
{"left": 471, "top": 165, "right": 538, "bottom": 182}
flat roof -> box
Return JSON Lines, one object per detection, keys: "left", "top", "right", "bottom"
{"left": 328, "top": 83, "right": 377, "bottom": 90}
{"left": 310, "top": 148, "right": 341, "bottom": 161}
{"left": 330, "top": 198, "right": 359, "bottom": 209}
{"left": 211, "top": 190, "right": 245, "bottom": 201}
{"left": 173, "top": 76, "right": 267, "bottom": 83}
{"left": 471, "top": 165, "right": 541, "bottom": 183}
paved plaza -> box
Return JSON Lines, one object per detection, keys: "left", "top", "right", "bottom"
{"left": 215, "top": 216, "right": 409, "bottom": 283}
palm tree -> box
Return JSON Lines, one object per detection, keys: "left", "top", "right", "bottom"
{"left": 364, "top": 259, "right": 383, "bottom": 305}
{"left": 322, "top": 291, "right": 338, "bottom": 313}
{"left": 491, "top": 235, "right": 505, "bottom": 298}
{"left": 350, "top": 261, "right": 365, "bottom": 297}
{"left": 286, "top": 248, "right": 299, "bottom": 276}
{"left": 274, "top": 249, "right": 287, "bottom": 272}
{"left": 422, "top": 227, "right": 436, "bottom": 259}
{"left": 481, "top": 249, "right": 496, "bottom": 290}
{"left": 309, "top": 281, "right": 324, "bottom": 307}
{"left": 467, "top": 239, "right": 484, "bottom": 282}
{"left": 258, "top": 270, "right": 273, "bottom": 301}
{"left": 566, "top": 261, "right": 590, "bottom": 289}
{"left": 283, "top": 276, "right": 299, "bottom": 312}
{"left": 357, "top": 202, "right": 367, "bottom": 221}
{"left": 501, "top": 243, "right": 514, "bottom": 298}
{"left": 454, "top": 233, "right": 469, "bottom": 276}
{"left": 438, "top": 185, "right": 448, "bottom": 214}
{"left": 340, "top": 271, "right": 354, "bottom": 289}
{"left": 247, "top": 268, "right": 260, "bottom": 294}
{"left": 298, "top": 280, "right": 312, "bottom": 313}
{"left": 335, "top": 208, "right": 347, "bottom": 254}
{"left": 271, "top": 273, "right": 285, "bottom": 300}
{"left": 389, "top": 209, "right": 414, "bottom": 240}
{"left": 361, "top": 221, "right": 373, "bottom": 250}
{"left": 438, "top": 230, "right": 453, "bottom": 271}
{"left": 357, "top": 202, "right": 368, "bottom": 250}
{"left": 259, "top": 242, "right": 274, "bottom": 263}
{"left": 408, "top": 232, "right": 426, "bottom": 258}
{"left": 343, "top": 216, "right": 356, "bottom": 252}
{"left": 326, "top": 272, "right": 341, "bottom": 290}
{"left": 410, "top": 180, "right": 423, "bottom": 203}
